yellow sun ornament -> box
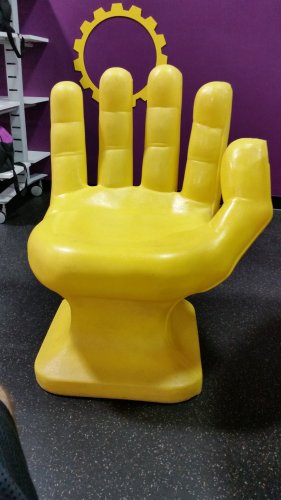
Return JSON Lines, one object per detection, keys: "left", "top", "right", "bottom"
{"left": 73, "top": 3, "right": 168, "bottom": 106}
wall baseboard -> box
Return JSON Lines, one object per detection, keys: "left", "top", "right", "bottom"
{"left": 272, "top": 196, "right": 281, "bottom": 209}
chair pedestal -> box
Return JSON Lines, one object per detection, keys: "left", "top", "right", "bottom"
{"left": 35, "top": 297, "right": 202, "bottom": 403}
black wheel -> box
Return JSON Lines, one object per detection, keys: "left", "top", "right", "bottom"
{"left": 0, "top": 210, "right": 6, "bottom": 224}
{"left": 31, "top": 181, "right": 43, "bottom": 197}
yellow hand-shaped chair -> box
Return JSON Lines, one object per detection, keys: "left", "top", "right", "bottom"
{"left": 28, "top": 65, "right": 272, "bottom": 403}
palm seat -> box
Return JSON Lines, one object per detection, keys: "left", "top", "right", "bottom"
{"left": 28, "top": 65, "right": 272, "bottom": 403}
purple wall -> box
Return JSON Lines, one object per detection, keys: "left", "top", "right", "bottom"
{"left": 1, "top": 0, "right": 280, "bottom": 194}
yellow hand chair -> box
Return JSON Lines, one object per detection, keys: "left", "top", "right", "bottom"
{"left": 28, "top": 65, "right": 272, "bottom": 403}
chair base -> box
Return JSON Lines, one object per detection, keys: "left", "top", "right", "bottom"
{"left": 35, "top": 298, "right": 202, "bottom": 403}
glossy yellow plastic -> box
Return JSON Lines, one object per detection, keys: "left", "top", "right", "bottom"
{"left": 28, "top": 65, "right": 273, "bottom": 403}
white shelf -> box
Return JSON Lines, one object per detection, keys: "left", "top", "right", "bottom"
{"left": 0, "top": 31, "right": 17, "bottom": 42}
{"left": 0, "top": 173, "right": 47, "bottom": 204}
{"left": 0, "top": 98, "right": 20, "bottom": 114}
{"left": 0, "top": 31, "right": 48, "bottom": 44}
{"left": 0, "top": 1, "right": 49, "bottom": 220}
{"left": 22, "top": 34, "right": 49, "bottom": 44}
{"left": 29, "top": 172, "right": 47, "bottom": 184}
{"left": 0, "top": 182, "right": 26, "bottom": 203}
{"left": 0, "top": 96, "right": 49, "bottom": 115}
{"left": 0, "top": 164, "right": 27, "bottom": 179}
{"left": 24, "top": 96, "right": 49, "bottom": 107}
{"left": 28, "top": 151, "right": 50, "bottom": 163}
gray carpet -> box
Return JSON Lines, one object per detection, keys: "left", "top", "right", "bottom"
{"left": 0, "top": 191, "right": 280, "bottom": 499}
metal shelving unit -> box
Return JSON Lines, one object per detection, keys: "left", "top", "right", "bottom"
{"left": 0, "top": 0, "right": 49, "bottom": 222}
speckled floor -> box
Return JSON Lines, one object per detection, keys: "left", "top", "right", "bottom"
{"left": 0, "top": 191, "right": 280, "bottom": 500}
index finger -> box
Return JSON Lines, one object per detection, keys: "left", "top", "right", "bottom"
{"left": 182, "top": 82, "right": 232, "bottom": 213}
{"left": 51, "top": 81, "right": 87, "bottom": 198}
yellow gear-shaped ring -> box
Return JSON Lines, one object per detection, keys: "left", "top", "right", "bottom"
{"left": 73, "top": 3, "right": 168, "bottom": 106}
